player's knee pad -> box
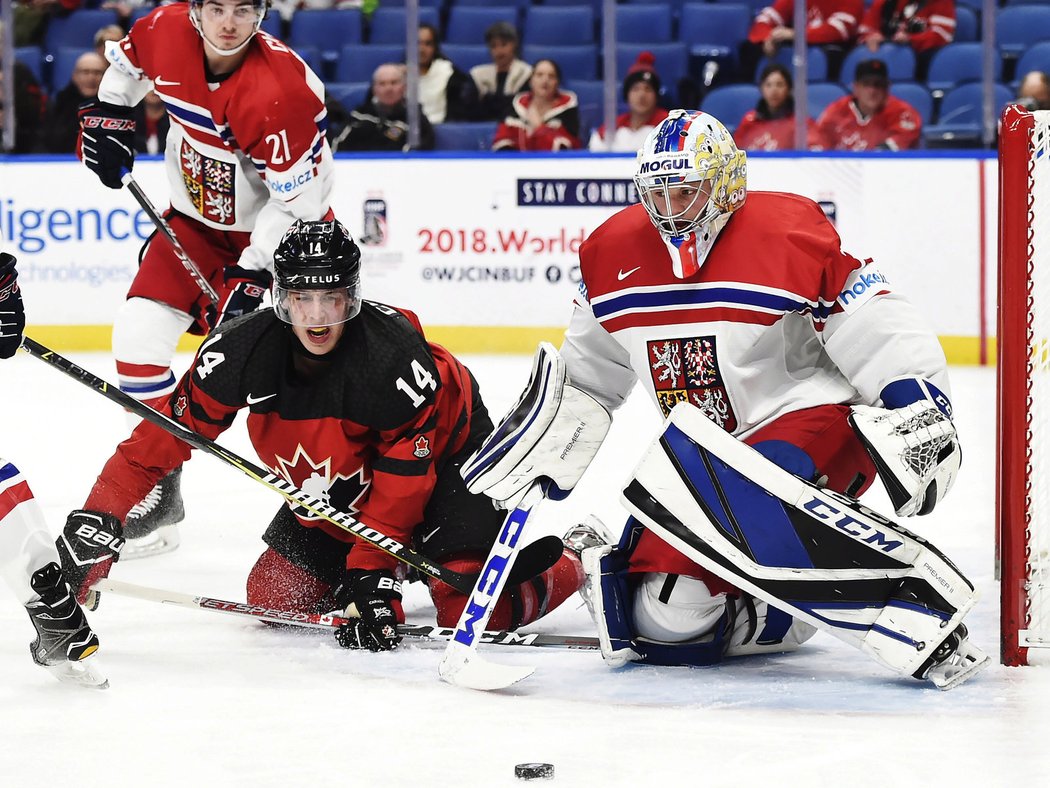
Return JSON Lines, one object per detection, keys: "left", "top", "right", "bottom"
{"left": 113, "top": 297, "right": 194, "bottom": 369}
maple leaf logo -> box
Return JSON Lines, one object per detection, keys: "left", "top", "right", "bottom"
{"left": 272, "top": 444, "right": 370, "bottom": 521}
{"left": 413, "top": 435, "right": 431, "bottom": 458}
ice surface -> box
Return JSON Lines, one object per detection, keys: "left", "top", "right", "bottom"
{"left": 0, "top": 353, "right": 1045, "bottom": 786}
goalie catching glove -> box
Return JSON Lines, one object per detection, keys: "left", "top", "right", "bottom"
{"left": 849, "top": 378, "right": 961, "bottom": 517}
{"left": 461, "top": 342, "right": 612, "bottom": 508}
{"left": 331, "top": 569, "right": 404, "bottom": 651}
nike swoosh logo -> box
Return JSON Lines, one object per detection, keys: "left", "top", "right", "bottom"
{"left": 246, "top": 393, "right": 277, "bottom": 405}
{"left": 420, "top": 526, "right": 441, "bottom": 543}
{"left": 154, "top": 77, "right": 180, "bottom": 86}
{"left": 617, "top": 266, "right": 641, "bottom": 281}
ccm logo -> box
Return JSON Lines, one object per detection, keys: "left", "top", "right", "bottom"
{"left": 82, "top": 117, "right": 136, "bottom": 132}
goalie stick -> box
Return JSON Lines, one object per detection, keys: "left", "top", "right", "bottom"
{"left": 93, "top": 578, "right": 600, "bottom": 651}
{"left": 20, "top": 336, "right": 563, "bottom": 595}
{"left": 121, "top": 172, "right": 220, "bottom": 305}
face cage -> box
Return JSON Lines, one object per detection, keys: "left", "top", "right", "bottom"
{"left": 273, "top": 283, "right": 362, "bottom": 328}
{"left": 189, "top": 1, "right": 267, "bottom": 57}
{"left": 635, "top": 176, "right": 718, "bottom": 239}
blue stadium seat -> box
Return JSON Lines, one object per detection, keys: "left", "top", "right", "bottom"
{"left": 678, "top": 4, "right": 752, "bottom": 69}
{"left": 442, "top": 44, "right": 492, "bottom": 72}
{"left": 891, "top": 82, "right": 934, "bottom": 126}
{"left": 700, "top": 84, "right": 760, "bottom": 132}
{"left": 292, "top": 45, "right": 324, "bottom": 79}
{"left": 522, "top": 44, "right": 598, "bottom": 82}
{"left": 953, "top": 7, "right": 978, "bottom": 43}
{"left": 288, "top": 10, "right": 363, "bottom": 75}
{"left": 433, "top": 121, "right": 499, "bottom": 151}
{"left": 805, "top": 82, "right": 848, "bottom": 119}
{"left": 1004, "top": 0, "right": 1050, "bottom": 5}
{"left": 50, "top": 47, "right": 85, "bottom": 93}
{"left": 14, "top": 46, "right": 43, "bottom": 85}
{"left": 367, "top": 0, "right": 443, "bottom": 6}
{"left": 839, "top": 44, "right": 916, "bottom": 87}
{"left": 997, "top": 6, "right": 1050, "bottom": 59}
{"left": 368, "top": 7, "right": 441, "bottom": 45}
{"left": 454, "top": 0, "right": 529, "bottom": 11}
{"left": 1015, "top": 42, "right": 1050, "bottom": 87}
{"left": 335, "top": 44, "right": 405, "bottom": 83}
{"left": 523, "top": 7, "right": 596, "bottom": 46}
{"left": 756, "top": 47, "right": 829, "bottom": 83}
{"left": 44, "top": 10, "right": 119, "bottom": 56}
{"left": 326, "top": 81, "right": 370, "bottom": 111}
{"left": 923, "top": 82, "right": 1013, "bottom": 146}
{"left": 260, "top": 13, "right": 283, "bottom": 39}
{"left": 129, "top": 6, "right": 154, "bottom": 27}
{"left": 615, "top": 42, "right": 688, "bottom": 85}
{"left": 926, "top": 43, "right": 1000, "bottom": 94}
{"left": 614, "top": 6, "right": 674, "bottom": 45}
{"left": 446, "top": 7, "right": 521, "bottom": 46}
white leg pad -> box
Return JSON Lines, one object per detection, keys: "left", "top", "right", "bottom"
{"left": 0, "top": 460, "right": 61, "bottom": 604}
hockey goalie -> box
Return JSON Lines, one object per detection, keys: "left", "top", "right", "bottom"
{"left": 461, "top": 109, "right": 988, "bottom": 690}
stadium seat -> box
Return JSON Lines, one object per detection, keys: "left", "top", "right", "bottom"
{"left": 453, "top": 0, "right": 530, "bottom": 11}
{"left": 14, "top": 46, "right": 43, "bottom": 85}
{"left": 43, "top": 9, "right": 119, "bottom": 56}
{"left": 805, "top": 82, "right": 848, "bottom": 119}
{"left": 335, "top": 44, "right": 405, "bottom": 83}
{"left": 292, "top": 45, "right": 324, "bottom": 80}
{"left": 368, "top": 0, "right": 443, "bottom": 6}
{"left": 891, "top": 82, "right": 934, "bottom": 126}
{"left": 700, "top": 84, "right": 760, "bottom": 132}
{"left": 614, "top": 6, "right": 674, "bottom": 45}
{"left": 368, "top": 7, "right": 441, "bottom": 45}
{"left": 446, "top": 7, "right": 521, "bottom": 46}
{"left": 288, "top": 9, "right": 363, "bottom": 75}
{"left": 953, "top": 7, "right": 978, "bottom": 43}
{"left": 522, "top": 44, "right": 598, "bottom": 82}
{"left": 441, "top": 44, "right": 492, "bottom": 72}
{"left": 756, "top": 47, "right": 829, "bottom": 84}
{"left": 433, "top": 122, "right": 499, "bottom": 151}
{"left": 615, "top": 42, "right": 688, "bottom": 86}
{"left": 678, "top": 4, "right": 752, "bottom": 70}
{"left": 926, "top": 43, "right": 1000, "bottom": 95}
{"left": 923, "top": 82, "right": 1013, "bottom": 146}
{"left": 523, "top": 7, "right": 596, "bottom": 46}
{"left": 839, "top": 44, "right": 916, "bottom": 87}
{"left": 260, "top": 13, "right": 283, "bottom": 39}
{"left": 1015, "top": 42, "right": 1050, "bottom": 88}
{"left": 49, "top": 47, "right": 84, "bottom": 93}
{"left": 326, "top": 81, "right": 370, "bottom": 112}
{"left": 997, "top": 6, "right": 1050, "bottom": 59}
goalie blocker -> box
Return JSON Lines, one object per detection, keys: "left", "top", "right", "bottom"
{"left": 582, "top": 402, "right": 988, "bottom": 690}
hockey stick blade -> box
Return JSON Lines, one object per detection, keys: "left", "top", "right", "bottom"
{"left": 92, "top": 578, "right": 599, "bottom": 650}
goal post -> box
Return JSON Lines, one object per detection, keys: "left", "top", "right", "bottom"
{"left": 998, "top": 104, "right": 1050, "bottom": 666}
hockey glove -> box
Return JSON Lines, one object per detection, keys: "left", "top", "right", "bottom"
{"left": 217, "top": 266, "right": 273, "bottom": 327}
{"left": 332, "top": 569, "right": 404, "bottom": 651}
{"left": 0, "top": 252, "right": 25, "bottom": 359}
{"left": 57, "top": 510, "right": 125, "bottom": 610}
{"left": 78, "top": 100, "right": 136, "bottom": 189}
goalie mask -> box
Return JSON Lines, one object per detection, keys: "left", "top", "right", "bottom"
{"left": 634, "top": 110, "right": 747, "bottom": 278}
{"left": 273, "top": 219, "right": 363, "bottom": 328}
{"left": 189, "top": 0, "right": 271, "bottom": 58}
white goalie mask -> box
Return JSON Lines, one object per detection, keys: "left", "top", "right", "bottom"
{"left": 189, "top": 0, "right": 270, "bottom": 58}
{"left": 634, "top": 110, "right": 747, "bottom": 278}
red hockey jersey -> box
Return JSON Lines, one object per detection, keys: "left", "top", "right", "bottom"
{"left": 816, "top": 93, "right": 921, "bottom": 151}
{"left": 748, "top": 0, "right": 864, "bottom": 46}
{"left": 733, "top": 112, "right": 823, "bottom": 151}
{"left": 859, "top": 0, "right": 956, "bottom": 54}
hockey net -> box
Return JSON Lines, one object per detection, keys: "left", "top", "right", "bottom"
{"left": 999, "top": 105, "right": 1050, "bottom": 666}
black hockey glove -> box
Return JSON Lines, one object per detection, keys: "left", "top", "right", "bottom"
{"left": 57, "top": 510, "right": 125, "bottom": 611}
{"left": 0, "top": 252, "right": 26, "bottom": 359}
{"left": 332, "top": 569, "right": 404, "bottom": 651}
{"left": 217, "top": 265, "right": 273, "bottom": 327}
{"left": 78, "top": 100, "right": 137, "bottom": 189}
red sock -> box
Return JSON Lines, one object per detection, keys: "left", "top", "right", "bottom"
{"left": 246, "top": 548, "right": 332, "bottom": 612}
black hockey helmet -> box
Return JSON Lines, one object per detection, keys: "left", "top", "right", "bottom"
{"left": 272, "top": 219, "right": 363, "bottom": 327}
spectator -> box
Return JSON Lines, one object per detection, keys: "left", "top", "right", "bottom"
{"left": 859, "top": 0, "right": 956, "bottom": 79}
{"left": 0, "top": 56, "right": 47, "bottom": 153}
{"left": 417, "top": 23, "right": 478, "bottom": 123}
{"left": 816, "top": 58, "right": 921, "bottom": 151}
{"left": 94, "top": 24, "right": 126, "bottom": 56}
{"left": 493, "top": 58, "right": 581, "bottom": 152}
{"left": 744, "top": 1, "right": 863, "bottom": 81}
{"left": 588, "top": 51, "right": 668, "bottom": 153}
{"left": 734, "top": 63, "right": 822, "bottom": 151}
{"left": 134, "top": 89, "right": 169, "bottom": 154}
{"left": 1016, "top": 71, "right": 1050, "bottom": 113}
{"left": 470, "top": 21, "right": 531, "bottom": 123}
{"left": 14, "top": 0, "right": 81, "bottom": 47}
{"left": 40, "top": 51, "right": 107, "bottom": 153}
{"left": 336, "top": 63, "right": 434, "bottom": 152}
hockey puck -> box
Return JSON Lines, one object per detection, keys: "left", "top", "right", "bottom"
{"left": 515, "top": 763, "right": 554, "bottom": 780}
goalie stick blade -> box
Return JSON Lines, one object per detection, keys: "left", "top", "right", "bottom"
{"left": 505, "top": 534, "right": 563, "bottom": 585}
{"left": 438, "top": 646, "right": 535, "bottom": 691}
{"left": 42, "top": 655, "right": 109, "bottom": 690}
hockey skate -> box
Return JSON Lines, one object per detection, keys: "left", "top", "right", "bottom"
{"left": 122, "top": 466, "right": 185, "bottom": 559}
{"left": 912, "top": 624, "right": 991, "bottom": 690}
{"left": 25, "top": 563, "right": 108, "bottom": 689}
{"left": 563, "top": 516, "right": 610, "bottom": 620}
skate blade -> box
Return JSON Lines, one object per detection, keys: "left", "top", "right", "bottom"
{"left": 121, "top": 524, "right": 181, "bottom": 561}
{"left": 45, "top": 655, "right": 109, "bottom": 690}
{"left": 927, "top": 643, "right": 992, "bottom": 690}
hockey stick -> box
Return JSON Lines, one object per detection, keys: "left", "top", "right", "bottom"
{"left": 121, "top": 172, "right": 220, "bottom": 305}
{"left": 93, "top": 578, "right": 600, "bottom": 651}
{"left": 438, "top": 480, "right": 546, "bottom": 690}
{"left": 20, "top": 336, "right": 561, "bottom": 594}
